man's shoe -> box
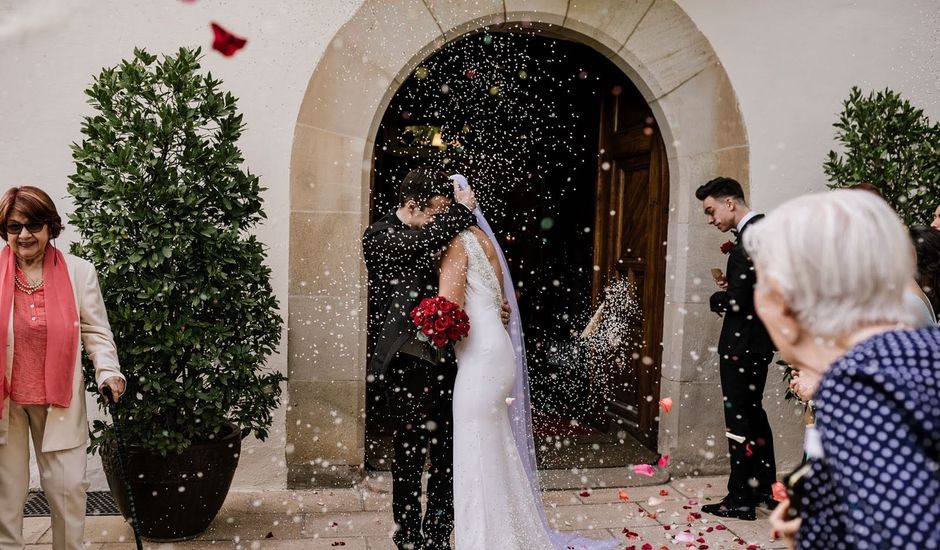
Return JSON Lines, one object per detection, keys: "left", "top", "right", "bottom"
{"left": 754, "top": 494, "right": 780, "bottom": 510}
{"left": 701, "top": 499, "right": 757, "bottom": 521}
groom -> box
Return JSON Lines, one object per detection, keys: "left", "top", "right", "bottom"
{"left": 362, "top": 167, "right": 477, "bottom": 550}
{"left": 695, "top": 177, "right": 777, "bottom": 521}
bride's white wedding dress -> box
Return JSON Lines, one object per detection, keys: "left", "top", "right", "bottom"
{"left": 452, "top": 230, "right": 554, "bottom": 549}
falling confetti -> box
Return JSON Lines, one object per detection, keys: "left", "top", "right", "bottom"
{"left": 210, "top": 22, "right": 247, "bottom": 57}
{"left": 659, "top": 397, "right": 673, "bottom": 412}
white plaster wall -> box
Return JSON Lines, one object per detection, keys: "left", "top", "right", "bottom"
{"left": 2, "top": 0, "right": 938, "bottom": 490}
{"left": 676, "top": 0, "right": 940, "bottom": 210}
{"left": 0, "top": 0, "right": 365, "bottom": 490}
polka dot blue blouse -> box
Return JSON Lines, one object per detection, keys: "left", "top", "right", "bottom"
{"left": 799, "top": 327, "right": 940, "bottom": 549}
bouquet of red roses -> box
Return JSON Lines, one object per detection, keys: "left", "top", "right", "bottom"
{"left": 410, "top": 296, "right": 471, "bottom": 362}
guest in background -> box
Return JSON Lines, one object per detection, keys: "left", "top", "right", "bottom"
{"left": 695, "top": 177, "right": 777, "bottom": 521}
{"left": 746, "top": 189, "right": 939, "bottom": 549}
{"left": 0, "top": 186, "right": 125, "bottom": 550}
{"left": 910, "top": 225, "right": 940, "bottom": 323}
{"left": 931, "top": 203, "right": 940, "bottom": 230}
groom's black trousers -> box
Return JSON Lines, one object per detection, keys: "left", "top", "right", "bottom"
{"left": 386, "top": 353, "right": 456, "bottom": 550}
{"left": 719, "top": 355, "right": 777, "bottom": 502}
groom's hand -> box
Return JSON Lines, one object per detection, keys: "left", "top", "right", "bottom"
{"left": 454, "top": 180, "right": 477, "bottom": 211}
{"left": 501, "top": 299, "right": 511, "bottom": 327}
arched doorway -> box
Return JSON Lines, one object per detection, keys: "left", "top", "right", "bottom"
{"left": 288, "top": 0, "right": 750, "bottom": 488}
{"left": 365, "top": 29, "right": 667, "bottom": 470}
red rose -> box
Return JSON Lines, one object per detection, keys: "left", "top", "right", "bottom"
{"left": 720, "top": 241, "right": 734, "bottom": 254}
{"left": 421, "top": 325, "right": 435, "bottom": 337}
{"left": 434, "top": 318, "right": 450, "bottom": 332}
{"left": 432, "top": 333, "right": 449, "bottom": 347}
{"left": 447, "top": 326, "right": 463, "bottom": 340}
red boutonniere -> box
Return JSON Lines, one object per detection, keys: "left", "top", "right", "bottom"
{"left": 720, "top": 241, "right": 734, "bottom": 254}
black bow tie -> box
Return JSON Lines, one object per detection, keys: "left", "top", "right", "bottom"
{"left": 731, "top": 228, "right": 739, "bottom": 236}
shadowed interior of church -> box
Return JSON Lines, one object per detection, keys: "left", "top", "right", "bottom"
{"left": 366, "top": 28, "right": 666, "bottom": 471}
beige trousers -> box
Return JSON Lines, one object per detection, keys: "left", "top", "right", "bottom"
{"left": 0, "top": 403, "right": 88, "bottom": 550}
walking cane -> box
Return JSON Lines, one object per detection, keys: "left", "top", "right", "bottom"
{"left": 102, "top": 386, "right": 144, "bottom": 550}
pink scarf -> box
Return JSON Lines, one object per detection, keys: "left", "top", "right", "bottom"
{"left": 0, "top": 245, "right": 79, "bottom": 417}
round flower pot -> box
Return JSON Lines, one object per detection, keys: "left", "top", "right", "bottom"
{"left": 100, "top": 423, "right": 241, "bottom": 541}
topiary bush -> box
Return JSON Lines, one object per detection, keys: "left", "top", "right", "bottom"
{"left": 68, "top": 47, "right": 284, "bottom": 455}
{"left": 825, "top": 86, "right": 940, "bottom": 225}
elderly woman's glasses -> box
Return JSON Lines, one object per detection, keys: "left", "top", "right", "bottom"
{"left": 6, "top": 221, "right": 46, "bottom": 234}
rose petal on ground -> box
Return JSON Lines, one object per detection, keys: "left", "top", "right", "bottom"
{"left": 619, "top": 489, "right": 630, "bottom": 502}
{"left": 634, "top": 464, "right": 655, "bottom": 476}
{"left": 772, "top": 481, "right": 788, "bottom": 502}
{"left": 658, "top": 454, "right": 671, "bottom": 469}
{"left": 659, "top": 397, "right": 673, "bottom": 412}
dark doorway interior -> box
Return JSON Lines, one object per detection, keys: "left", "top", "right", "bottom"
{"left": 366, "top": 29, "right": 663, "bottom": 471}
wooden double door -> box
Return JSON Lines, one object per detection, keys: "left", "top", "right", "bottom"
{"left": 590, "top": 80, "right": 669, "bottom": 450}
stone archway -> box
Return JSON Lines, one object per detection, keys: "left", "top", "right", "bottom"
{"left": 287, "top": 0, "right": 749, "bottom": 487}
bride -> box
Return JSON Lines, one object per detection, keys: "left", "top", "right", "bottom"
{"left": 437, "top": 175, "right": 617, "bottom": 550}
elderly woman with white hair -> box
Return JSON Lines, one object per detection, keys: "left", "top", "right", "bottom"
{"left": 743, "top": 189, "right": 940, "bottom": 549}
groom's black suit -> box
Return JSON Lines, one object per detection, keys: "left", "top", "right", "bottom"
{"left": 362, "top": 205, "right": 475, "bottom": 550}
{"left": 708, "top": 214, "right": 777, "bottom": 504}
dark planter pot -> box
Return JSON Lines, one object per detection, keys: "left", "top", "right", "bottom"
{"left": 101, "top": 423, "right": 241, "bottom": 541}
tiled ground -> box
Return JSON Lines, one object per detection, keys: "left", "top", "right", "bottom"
{"left": 24, "top": 476, "right": 784, "bottom": 549}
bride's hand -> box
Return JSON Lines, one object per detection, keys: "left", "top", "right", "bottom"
{"left": 500, "top": 299, "right": 511, "bottom": 327}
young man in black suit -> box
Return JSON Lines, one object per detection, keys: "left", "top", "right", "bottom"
{"left": 696, "top": 177, "right": 777, "bottom": 521}
{"left": 362, "top": 167, "right": 477, "bottom": 550}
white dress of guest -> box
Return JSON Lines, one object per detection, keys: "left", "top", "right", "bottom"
{"left": 904, "top": 287, "right": 937, "bottom": 327}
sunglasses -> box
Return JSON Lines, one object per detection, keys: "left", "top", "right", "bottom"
{"left": 6, "top": 221, "right": 46, "bottom": 235}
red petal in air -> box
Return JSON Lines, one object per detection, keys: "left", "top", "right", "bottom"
{"left": 211, "top": 22, "right": 247, "bottom": 57}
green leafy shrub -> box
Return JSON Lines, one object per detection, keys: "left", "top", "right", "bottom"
{"left": 825, "top": 86, "right": 940, "bottom": 225}
{"left": 68, "top": 47, "right": 284, "bottom": 455}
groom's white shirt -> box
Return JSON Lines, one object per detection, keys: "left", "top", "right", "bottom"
{"left": 736, "top": 210, "right": 758, "bottom": 234}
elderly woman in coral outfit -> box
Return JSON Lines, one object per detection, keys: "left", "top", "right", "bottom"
{"left": 0, "top": 186, "right": 125, "bottom": 550}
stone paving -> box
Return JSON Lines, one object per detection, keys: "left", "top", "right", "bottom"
{"left": 23, "top": 476, "right": 784, "bottom": 550}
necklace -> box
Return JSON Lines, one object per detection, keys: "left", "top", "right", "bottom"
{"left": 14, "top": 263, "right": 43, "bottom": 295}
